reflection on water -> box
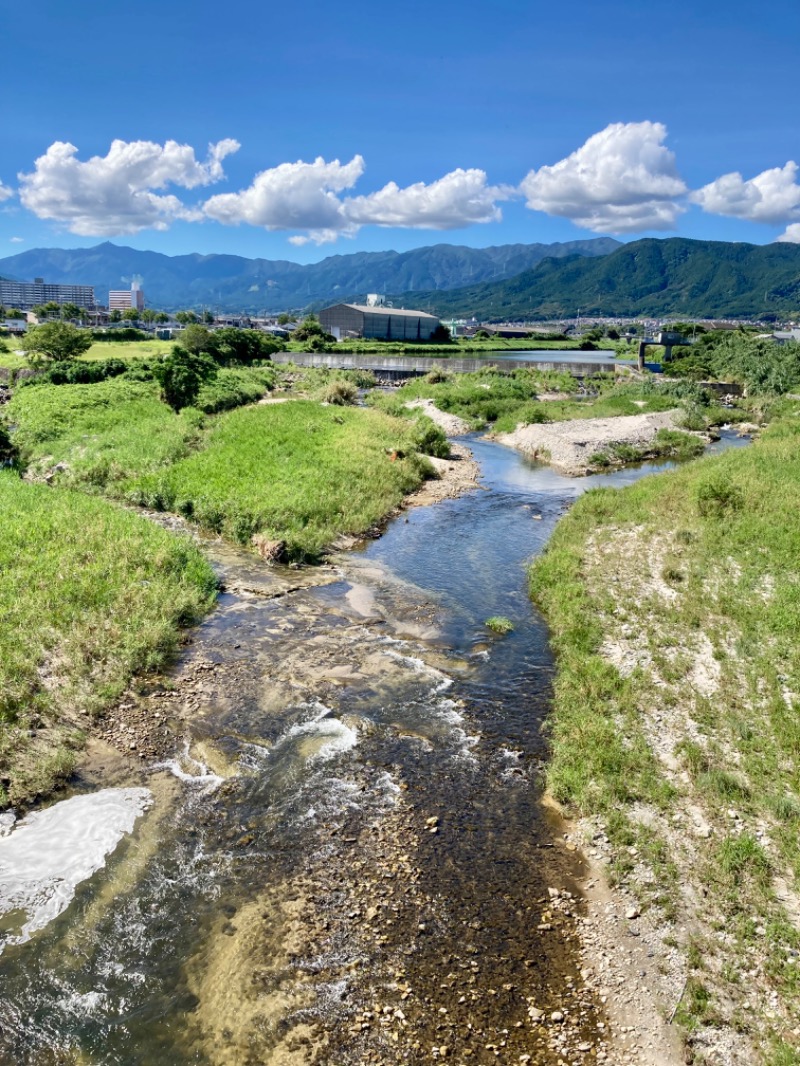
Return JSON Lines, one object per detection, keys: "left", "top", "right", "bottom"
{"left": 0, "top": 430, "right": 747, "bottom": 1064}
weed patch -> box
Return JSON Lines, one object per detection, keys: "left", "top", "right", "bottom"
{"left": 0, "top": 472, "right": 215, "bottom": 806}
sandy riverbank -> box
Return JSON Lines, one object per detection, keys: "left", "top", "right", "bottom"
{"left": 496, "top": 409, "right": 689, "bottom": 476}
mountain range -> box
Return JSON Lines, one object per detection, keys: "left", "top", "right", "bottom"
{"left": 395, "top": 238, "right": 800, "bottom": 320}
{"left": 3, "top": 236, "right": 798, "bottom": 320}
{"left": 0, "top": 238, "right": 619, "bottom": 313}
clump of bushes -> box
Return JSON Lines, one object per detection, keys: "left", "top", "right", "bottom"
{"left": 410, "top": 420, "right": 450, "bottom": 458}
{"left": 485, "top": 616, "right": 514, "bottom": 634}
{"left": 322, "top": 380, "right": 359, "bottom": 405}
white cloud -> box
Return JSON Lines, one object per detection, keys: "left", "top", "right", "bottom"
{"left": 778, "top": 223, "right": 800, "bottom": 244}
{"left": 9, "top": 236, "right": 23, "bottom": 243}
{"left": 691, "top": 162, "right": 800, "bottom": 226}
{"left": 0, "top": 183, "right": 13, "bottom": 203}
{"left": 204, "top": 160, "right": 510, "bottom": 242}
{"left": 520, "top": 121, "right": 687, "bottom": 233}
{"left": 344, "top": 168, "right": 508, "bottom": 229}
{"left": 203, "top": 156, "right": 365, "bottom": 243}
{"left": 18, "top": 138, "right": 239, "bottom": 235}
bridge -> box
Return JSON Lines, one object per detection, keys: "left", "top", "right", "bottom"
{"left": 637, "top": 331, "right": 691, "bottom": 370}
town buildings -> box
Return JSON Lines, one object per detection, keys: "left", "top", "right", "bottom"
{"left": 0, "top": 277, "right": 95, "bottom": 310}
{"left": 319, "top": 302, "right": 440, "bottom": 341}
{"left": 108, "top": 282, "right": 145, "bottom": 312}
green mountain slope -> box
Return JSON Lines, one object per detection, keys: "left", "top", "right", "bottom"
{"left": 0, "top": 238, "right": 619, "bottom": 312}
{"left": 394, "top": 239, "right": 800, "bottom": 320}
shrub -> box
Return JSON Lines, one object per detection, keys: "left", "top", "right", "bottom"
{"left": 41, "top": 358, "right": 130, "bottom": 385}
{"left": 425, "top": 368, "right": 452, "bottom": 384}
{"left": 410, "top": 420, "right": 450, "bottom": 458}
{"left": 153, "top": 347, "right": 218, "bottom": 412}
{"left": 485, "top": 616, "right": 514, "bottom": 634}
{"left": 322, "top": 380, "right": 358, "bottom": 405}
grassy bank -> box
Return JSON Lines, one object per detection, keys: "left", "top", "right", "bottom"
{"left": 529, "top": 418, "right": 800, "bottom": 1061}
{"left": 6, "top": 369, "right": 277, "bottom": 488}
{"left": 124, "top": 401, "right": 432, "bottom": 559}
{"left": 4, "top": 376, "right": 436, "bottom": 560}
{"left": 373, "top": 367, "right": 725, "bottom": 433}
{"left": 0, "top": 472, "right": 216, "bottom": 807}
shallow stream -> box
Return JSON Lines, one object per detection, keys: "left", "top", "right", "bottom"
{"left": 0, "top": 431, "right": 748, "bottom": 1065}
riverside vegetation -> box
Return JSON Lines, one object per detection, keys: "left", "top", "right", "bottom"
{"left": 4, "top": 325, "right": 800, "bottom": 1063}
{"left": 0, "top": 341, "right": 447, "bottom": 807}
{"left": 529, "top": 409, "right": 800, "bottom": 1063}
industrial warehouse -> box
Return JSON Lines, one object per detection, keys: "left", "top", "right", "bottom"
{"left": 319, "top": 302, "right": 440, "bottom": 341}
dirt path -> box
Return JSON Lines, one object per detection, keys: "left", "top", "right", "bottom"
{"left": 496, "top": 410, "right": 685, "bottom": 476}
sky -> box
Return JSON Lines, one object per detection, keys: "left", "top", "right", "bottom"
{"left": 2, "top": 0, "right": 799, "bottom": 263}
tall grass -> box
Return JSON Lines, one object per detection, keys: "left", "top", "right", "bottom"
{"left": 124, "top": 401, "right": 432, "bottom": 559}
{"left": 0, "top": 472, "right": 216, "bottom": 806}
{"left": 6, "top": 378, "right": 206, "bottom": 488}
{"left": 529, "top": 416, "right": 800, "bottom": 1057}
{"left": 4, "top": 369, "right": 278, "bottom": 488}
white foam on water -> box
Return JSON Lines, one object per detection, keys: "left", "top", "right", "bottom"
{"left": 152, "top": 742, "right": 225, "bottom": 792}
{"left": 0, "top": 787, "right": 152, "bottom": 953}
{"left": 383, "top": 650, "right": 453, "bottom": 692}
{"left": 281, "top": 707, "right": 359, "bottom": 764}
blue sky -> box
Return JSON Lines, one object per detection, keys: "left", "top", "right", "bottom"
{"left": 2, "top": 0, "right": 799, "bottom": 262}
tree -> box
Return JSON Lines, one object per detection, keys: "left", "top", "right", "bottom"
{"left": 175, "top": 310, "right": 199, "bottom": 325}
{"left": 291, "top": 315, "right": 334, "bottom": 343}
{"left": 140, "top": 308, "right": 157, "bottom": 325}
{"left": 277, "top": 313, "right": 293, "bottom": 326}
{"left": 213, "top": 327, "right": 282, "bottom": 363}
{"left": 202, "top": 310, "right": 214, "bottom": 324}
{"left": 32, "top": 302, "right": 61, "bottom": 320}
{"left": 23, "top": 321, "right": 93, "bottom": 364}
{"left": 121, "top": 308, "right": 140, "bottom": 322}
{"left": 179, "top": 323, "right": 215, "bottom": 355}
{"left": 430, "top": 323, "right": 452, "bottom": 343}
{"left": 60, "top": 303, "right": 82, "bottom": 322}
{"left": 153, "top": 347, "right": 218, "bottom": 412}
{"left": 110, "top": 309, "right": 122, "bottom": 322}
{"left": 155, "top": 311, "right": 169, "bottom": 324}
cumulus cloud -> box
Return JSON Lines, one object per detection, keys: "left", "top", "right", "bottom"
{"left": 778, "top": 223, "right": 800, "bottom": 244}
{"left": 0, "top": 183, "right": 13, "bottom": 202}
{"left": 9, "top": 236, "right": 23, "bottom": 243}
{"left": 18, "top": 138, "right": 240, "bottom": 235}
{"left": 691, "top": 162, "right": 800, "bottom": 226}
{"left": 345, "top": 168, "right": 508, "bottom": 229}
{"left": 520, "top": 121, "right": 687, "bottom": 233}
{"left": 203, "top": 156, "right": 365, "bottom": 243}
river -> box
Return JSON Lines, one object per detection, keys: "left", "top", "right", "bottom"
{"left": 0, "top": 431, "right": 748, "bottom": 1065}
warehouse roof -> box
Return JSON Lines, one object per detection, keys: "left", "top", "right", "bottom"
{"left": 341, "top": 304, "right": 439, "bottom": 319}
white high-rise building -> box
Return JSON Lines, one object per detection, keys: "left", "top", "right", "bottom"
{"left": 108, "top": 282, "right": 145, "bottom": 311}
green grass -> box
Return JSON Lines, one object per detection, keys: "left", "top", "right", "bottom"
{"left": 529, "top": 414, "right": 800, "bottom": 1058}
{"left": 123, "top": 401, "right": 432, "bottom": 560}
{"left": 485, "top": 616, "right": 514, "bottom": 634}
{"left": 5, "top": 378, "right": 207, "bottom": 489}
{"left": 0, "top": 471, "right": 216, "bottom": 807}
{"left": 372, "top": 368, "right": 725, "bottom": 433}
{"left": 4, "top": 369, "right": 278, "bottom": 488}
{"left": 81, "top": 339, "right": 174, "bottom": 361}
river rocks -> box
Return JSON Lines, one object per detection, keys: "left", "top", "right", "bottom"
{"left": 251, "top": 534, "right": 288, "bottom": 562}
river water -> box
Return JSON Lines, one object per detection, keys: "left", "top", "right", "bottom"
{"left": 0, "top": 432, "right": 747, "bottom": 1065}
